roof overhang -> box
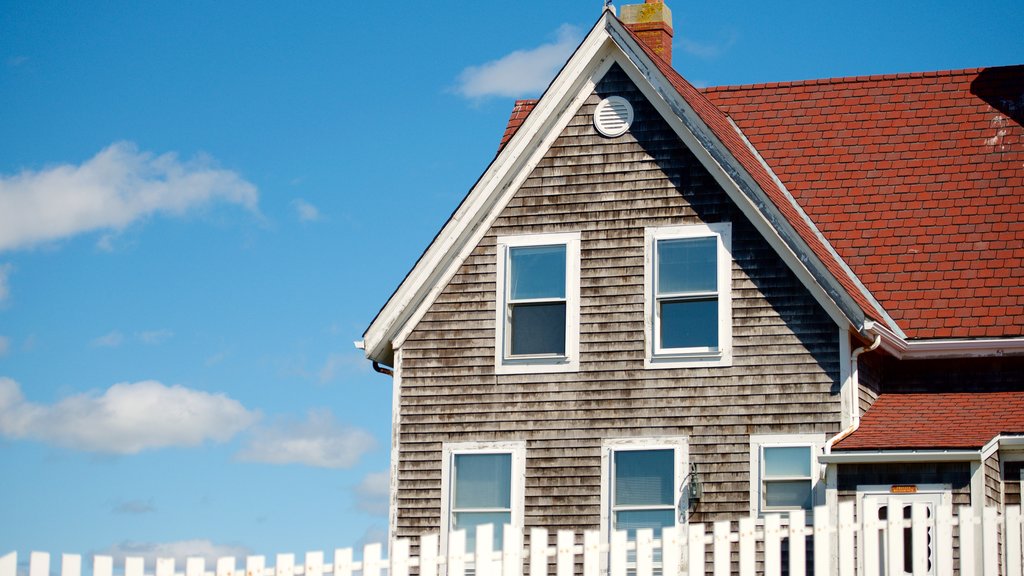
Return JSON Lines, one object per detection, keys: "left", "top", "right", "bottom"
{"left": 361, "top": 11, "right": 897, "bottom": 364}
{"left": 820, "top": 450, "right": 982, "bottom": 464}
{"left": 868, "top": 320, "right": 1024, "bottom": 359}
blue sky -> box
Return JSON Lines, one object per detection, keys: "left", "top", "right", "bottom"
{"left": 1, "top": 0, "right": 1021, "bottom": 565}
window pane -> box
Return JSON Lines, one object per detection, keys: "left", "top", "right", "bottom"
{"left": 764, "top": 446, "right": 811, "bottom": 477}
{"left": 614, "top": 450, "right": 673, "bottom": 506}
{"left": 510, "top": 303, "right": 566, "bottom": 356}
{"left": 510, "top": 245, "right": 566, "bottom": 300}
{"left": 454, "top": 453, "right": 511, "bottom": 508}
{"left": 657, "top": 237, "right": 717, "bottom": 294}
{"left": 764, "top": 480, "right": 812, "bottom": 509}
{"left": 453, "top": 511, "right": 510, "bottom": 550}
{"left": 613, "top": 509, "right": 676, "bottom": 539}
{"left": 659, "top": 299, "right": 717, "bottom": 349}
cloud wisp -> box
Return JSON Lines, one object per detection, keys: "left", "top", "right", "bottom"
{"left": 0, "top": 141, "right": 258, "bottom": 252}
{"left": 0, "top": 263, "right": 12, "bottom": 304}
{"left": 454, "top": 24, "right": 582, "bottom": 100}
{"left": 237, "top": 409, "right": 376, "bottom": 469}
{"left": 353, "top": 470, "right": 389, "bottom": 516}
{"left": 112, "top": 499, "right": 157, "bottom": 515}
{"left": 92, "top": 331, "right": 125, "bottom": 348}
{"left": 98, "top": 540, "right": 250, "bottom": 565}
{"left": 291, "top": 199, "right": 321, "bottom": 222}
{"left": 678, "top": 30, "right": 739, "bottom": 59}
{"left": 0, "top": 378, "right": 258, "bottom": 454}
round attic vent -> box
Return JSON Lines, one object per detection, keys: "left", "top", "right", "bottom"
{"left": 594, "top": 96, "right": 634, "bottom": 137}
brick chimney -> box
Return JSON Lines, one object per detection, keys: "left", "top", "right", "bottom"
{"left": 620, "top": 0, "right": 674, "bottom": 65}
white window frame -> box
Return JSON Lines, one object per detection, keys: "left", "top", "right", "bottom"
{"left": 439, "top": 441, "right": 526, "bottom": 556}
{"left": 749, "top": 433, "right": 825, "bottom": 519}
{"left": 494, "top": 232, "right": 580, "bottom": 374}
{"left": 599, "top": 437, "right": 690, "bottom": 549}
{"left": 643, "top": 223, "right": 732, "bottom": 369}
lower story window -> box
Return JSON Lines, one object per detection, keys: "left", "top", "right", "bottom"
{"left": 442, "top": 442, "right": 524, "bottom": 552}
{"left": 602, "top": 438, "right": 688, "bottom": 543}
{"left": 749, "top": 433, "right": 825, "bottom": 517}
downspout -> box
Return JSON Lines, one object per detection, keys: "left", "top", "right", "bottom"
{"left": 372, "top": 361, "right": 394, "bottom": 377}
{"left": 825, "top": 331, "right": 882, "bottom": 455}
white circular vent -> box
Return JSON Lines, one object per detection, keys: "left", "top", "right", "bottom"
{"left": 593, "top": 96, "right": 634, "bottom": 137}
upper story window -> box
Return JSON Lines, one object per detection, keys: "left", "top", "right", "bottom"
{"left": 749, "top": 433, "right": 824, "bottom": 518}
{"left": 644, "top": 223, "right": 732, "bottom": 369}
{"left": 495, "top": 232, "right": 580, "bottom": 374}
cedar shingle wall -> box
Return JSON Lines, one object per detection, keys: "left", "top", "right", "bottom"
{"left": 395, "top": 65, "right": 841, "bottom": 538}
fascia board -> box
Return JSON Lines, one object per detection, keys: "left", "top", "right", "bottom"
{"left": 818, "top": 450, "right": 981, "bottom": 464}
{"left": 868, "top": 319, "right": 1024, "bottom": 359}
{"left": 362, "top": 14, "right": 619, "bottom": 362}
{"left": 604, "top": 20, "right": 863, "bottom": 335}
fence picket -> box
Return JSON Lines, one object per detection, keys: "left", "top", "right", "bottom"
{"left": 837, "top": 500, "right": 855, "bottom": 576}
{"left": 449, "top": 531, "right": 467, "bottom": 576}
{"left": 687, "top": 522, "right": 705, "bottom": 576}
{"left": 62, "top": 554, "right": 81, "bottom": 576}
{"left": 418, "top": 535, "right": 437, "bottom": 576}
{"left": 712, "top": 521, "right": 730, "bottom": 576}
{"left": 187, "top": 557, "right": 205, "bottom": 576}
{"left": 217, "top": 556, "right": 236, "bottom": 576}
{"left": 582, "top": 530, "right": 599, "bottom": 576}
{"left": 157, "top": 557, "right": 175, "bottom": 576}
{"left": 503, "top": 525, "right": 523, "bottom": 576}
{"left": 477, "top": 525, "right": 495, "bottom": 576}
{"left": 764, "top": 514, "right": 781, "bottom": 576}
{"left": 886, "top": 497, "right": 904, "bottom": 576}
{"left": 936, "top": 502, "right": 953, "bottom": 576}
{"left": 275, "top": 553, "right": 293, "bottom": 576}
{"left": 30, "top": 552, "right": 49, "bottom": 576}
{"left": 363, "top": 543, "right": 382, "bottom": 576}
{"left": 391, "top": 540, "right": 409, "bottom": 576}
{"left": 94, "top": 556, "right": 113, "bottom": 576}
{"left": 246, "top": 556, "right": 265, "bottom": 576}
{"left": 0, "top": 553, "right": 15, "bottom": 576}
{"left": 813, "top": 507, "right": 829, "bottom": 576}
{"left": 661, "top": 527, "right": 681, "bottom": 576}
{"left": 635, "top": 529, "right": 653, "bottom": 576}
{"left": 788, "top": 510, "right": 805, "bottom": 576}
{"left": 126, "top": 557, "right": 144, "bottom": 576}
{"left": 983, "top": 506, "right": 998, "bottom": 576}
{"left": 738, "top": 517, "right": 755, "bottom": 576}
{"left": 960, "top": 505, "right": 976, "bottom": 576}
{"left": 556, "top": 531, "right": 574, "bottom": 576}
{"left": 1007, "top": 506, "right": 1022, "bottom": 576}
{"left": 609, "top": 531, "right": 626, "bottom": 576}
{"left": 530, "top": 529, "right": 548, "bottom": 576}
{"left": 304, "top": 552, "right": 322, "bottom": 576}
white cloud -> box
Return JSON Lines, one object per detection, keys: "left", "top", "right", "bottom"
{"left": 355, "top": 526, "right": 388, "bottom": 550}
{"left": 112, "top": 499, "right": 157, "bottom": 515}
{"left": 454, "top": 24, "right": 581, "bottom": 99}
{"left": 0, "top": 263, "right": 12, "bottom": 303}
{"left": 318, "top": 351, "right": 370, "bottom": 384}
{"left": 237, "top": 409, "right": 376, "bottom": 469}
{"left": 138, "top": 329, "right": 174, "bottom": 345}
{"left": 92, "top": 331, "right": 125, "bottom": 348}
{"left": 291, "top": 199, "right": 321, "bottom": 222}
{"left": 0, "top": 141, "right": 258, "bottom": 252}
{"left": 0, "top": 378, "right": 259, "bottom": 454}
{"left": 353, "top": 470, "right": 389, "bottom": 515}
{"left": 99, "top": 540, "right": 250, "bottom": 565}
{"left": 0, "top": 336, "right": 8, "bottom": 357}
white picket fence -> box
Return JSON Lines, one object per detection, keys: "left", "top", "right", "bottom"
{"left": 4, "top": 502, "right": 1023, "bottom": 576}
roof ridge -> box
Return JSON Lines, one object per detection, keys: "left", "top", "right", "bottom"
{"left": 699, "top": 65, "right": 1004, "bottom": 93}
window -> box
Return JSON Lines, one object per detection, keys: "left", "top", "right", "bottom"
{"left": 644, "top": 223, "right": 732, "bottom": 369}
{"left": 495, "top": 233, "right": 580, "bottom": 374}
{"left": 601, "top": 438, "right": 689, "bottom": 544}
{"left": 441, "top": 442, "right": 524, "bottom": 553}
{"left": 749, "top": 434, "right": 824, "bottom": 517}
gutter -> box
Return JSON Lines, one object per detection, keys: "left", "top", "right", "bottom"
{"left": 355, "top": 339, "right": 395, "bottom": 378}
{"left": 824, "top": 331, "right": 882, "bottom": 458}
{"left": 819, "top": 449, "right": 981, "bottom": 464}
{"left": 868, "top": 320, "right": 1024, "bottom": 359}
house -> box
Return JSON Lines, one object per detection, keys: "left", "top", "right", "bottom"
{"left": 358, "top": 0, "right": 1024, "bottom": 570}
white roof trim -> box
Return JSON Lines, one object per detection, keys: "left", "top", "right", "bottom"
{"left": 819, "top": 450, "right": 981, "bottom": 464}
{"left": 362, "top": 13, "right": 885, "bottom": 363}
{"left": 868, "top": 319, "right": 1024, "bottom": 359}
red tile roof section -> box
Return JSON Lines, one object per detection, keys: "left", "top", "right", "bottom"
{"left": 704, "top": 67, "right": 1024, "bottom": 339}
{"left": 833, "top": 391, "right": 1024, "bottom": 450}
{"left": 619, "top": 24, "right": 890, "bottom": 330}
{"left": 498, "top": 99, "right": 539, "bottom": 151}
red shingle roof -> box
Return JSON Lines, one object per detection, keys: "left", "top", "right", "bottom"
{"left": 497, "top": 63, "right": 1024, "bottom": 340}
{"left": 833, "top": 391, "right": 1024, "bottom": 450}
{"left": 705, "top": 66, "right": 1024, "bottom": 340}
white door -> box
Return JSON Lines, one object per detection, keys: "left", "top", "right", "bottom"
{"left": 860, "top": 491, "right": 944, "bottom": 576}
